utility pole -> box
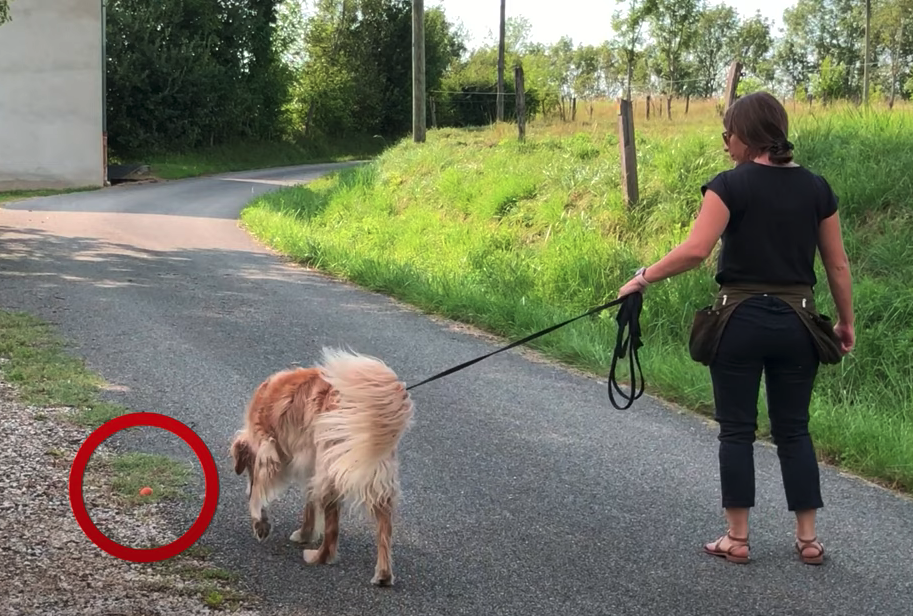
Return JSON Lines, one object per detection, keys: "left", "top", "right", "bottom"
{"left": 412, "top": 0, "right": 426, "bottom": 142}
{"left": 863, "top": 0, "right": 871, "bottom": 104}
{"left": 496, "top": 0, "right": 506, "bottom": 122}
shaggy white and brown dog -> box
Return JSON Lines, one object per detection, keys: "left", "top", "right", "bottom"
{"left": 229, "top": 348, "right": 414, "bottom": 586}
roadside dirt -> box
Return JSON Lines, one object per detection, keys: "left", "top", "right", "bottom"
{"left": 0, "top": 367, "right": 262, "bottom": 616}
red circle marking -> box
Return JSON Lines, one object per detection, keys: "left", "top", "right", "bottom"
{"left": 68, "top": 412, "right": 219, "bottom": 563}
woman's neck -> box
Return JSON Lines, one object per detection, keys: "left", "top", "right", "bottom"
{"left": 750, "top": 153, "right": 799, "bottom": 167}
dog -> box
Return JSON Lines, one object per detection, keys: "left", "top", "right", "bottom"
{"left": 229, "top": 347, "right": 414, "bottom": 586}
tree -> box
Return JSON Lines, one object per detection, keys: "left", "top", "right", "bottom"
{"left": 572, "top": 44, "right": 601, "bottom": 119}
{"left": 0, "top": 0, "right": 11, "bottom": 27}
{"left": 647, "top": 0, "right": 702, "bottom": 98}
{"left": 690, "top": 3, "right": 740, "bottom": 97}
{"left": 873, "top": 0, "right": 913, "bottom": 107}
{"left": 612, "top": 0, "right": 654, "bottom": 99}
{"left": 597, "top": 41, "right": 628, "bottom": 97}
{"left": 505, "top": 15, "right": 533, "bottom": 54}
{"left": 774, "top": 38, "right": 814, "bottom": 98}
{"left": 782, "top": 0, "right": 865, "bottom": 99}
{"left": 297, "top": 0, "right": 464, "bottom": 137}
{"left": 105, "top": 0, "right": 293, "bottom": 154}
{"left": 548, "top": 36, "right": 576, "bottom": 119}
{"left": 735, "top": 12, "right": 774, "bottom": 82}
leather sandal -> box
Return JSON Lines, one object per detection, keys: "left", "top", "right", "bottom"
{"left": 795, "top": 536, "right": 824, "bottom": 565}
{"left": 704, "top": 531, "right": 750, "bottom": 564}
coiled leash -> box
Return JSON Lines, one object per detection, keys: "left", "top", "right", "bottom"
{"left": 405, "top": 291, "right": 645, "bottom": 411}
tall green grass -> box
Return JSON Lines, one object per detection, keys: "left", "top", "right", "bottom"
{"left": 241, "top": 108, "right": 913, "bottom": 493}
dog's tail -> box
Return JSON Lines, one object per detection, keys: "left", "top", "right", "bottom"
{"left": 312, "top": 347, "right": 414, "bottom": 510}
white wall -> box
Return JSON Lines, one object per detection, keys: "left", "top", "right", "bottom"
{"left": 0, "top": 0, "right": 104, "bottom": 190}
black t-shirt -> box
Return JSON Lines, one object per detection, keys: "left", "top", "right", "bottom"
{"left": 701, "top": 161, "right": 839, "bottom": 287}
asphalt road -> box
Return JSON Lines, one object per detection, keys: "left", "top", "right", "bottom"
{"left": 1, "top": 164, "right": 911, "bottom": 616}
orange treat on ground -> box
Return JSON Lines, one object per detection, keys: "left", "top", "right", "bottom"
{"left": 139, "top": 486, "right": 153, "bottom": 496}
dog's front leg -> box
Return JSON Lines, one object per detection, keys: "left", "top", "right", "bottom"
{"left": 249, "top": 486, "right": 271, "bottom": 542}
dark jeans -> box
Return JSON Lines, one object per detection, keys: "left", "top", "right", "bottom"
{"left": 709, "top": 295, "right": 824, "bottom": 512}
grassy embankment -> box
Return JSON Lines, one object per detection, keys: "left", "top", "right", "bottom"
{"left": 124, "top": 135, "right": 388, "bottom": 180}
{"left": 240, "top": 97, "right": 913, "bottom": 493}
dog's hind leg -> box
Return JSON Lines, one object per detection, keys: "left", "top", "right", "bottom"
{"left": 303, "top": 488, "right": 341, "bottom": 565}
{"left": 370, "top": 499, "right": 395, "bottom": 587}
{"left": 290, "top": 499, "right": 321, "bottom": 544}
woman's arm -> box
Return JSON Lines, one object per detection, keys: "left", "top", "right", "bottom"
{"left": 643, "top": 188, "right": 730, "bottom": 283}
{"left": 818, "top": 211, "right": 854, "bottom": 325}
{"left": 617, "top": 188, "right": 729, "bottom": 297}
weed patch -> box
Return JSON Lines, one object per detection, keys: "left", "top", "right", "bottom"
{"left": 0, "top": 310, "right": 126, "bottom": 428}
{"left": 106, "top": 452, "right": 193, "bottom": 505}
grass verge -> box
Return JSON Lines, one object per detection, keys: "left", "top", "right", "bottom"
{"left": 0, "top": 186, "right": 98, "bottom": 205}
{"left": 117, "top": 135, "right": 387, "bottom": 181}
{"left": 0, "top": 310, "right": 125, "bottom": 428}
{"left": 108, "top": 452, "right": 193, "bottom": 505}
{"left": 0, "top": 307, "right": 254, "bottom": 609}
{"left": 240, "top": 104, "right": 913, "bottom": 494}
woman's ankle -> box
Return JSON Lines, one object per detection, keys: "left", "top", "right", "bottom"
{"left": 724, "top": 507, "right": 750, "bottom": 539}
{"left": 795, "top": 508, "right": 817, "bottom": 539}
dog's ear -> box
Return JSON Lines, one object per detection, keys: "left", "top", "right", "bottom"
{"left": 230, "top": 435, "right": 253, "bottom": 475}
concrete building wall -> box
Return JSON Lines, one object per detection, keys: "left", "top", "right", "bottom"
{"left": 0, "top": 0, "right": 104, "bottom": 190}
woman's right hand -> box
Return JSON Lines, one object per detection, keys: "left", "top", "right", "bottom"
{"left": 834, "top": 320, "right": 855, "bottom": 354}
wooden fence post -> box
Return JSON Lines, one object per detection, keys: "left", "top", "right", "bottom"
{"left": 617, "top": 98, "right": 639, "bottom": 207}
{"left": 685, "top": 94, "right": 690, "bottom": 115}
{"left": 645, "top": 95, "right": 651, "bottom": 120}
{"left": 515, "top": 65, "right": 526, "bottom": 141}
{"left": 430, "top": 97, "right": 437, "bottom": 128}
{"left": 666, "top": 96, "right": 672, "bottom": 120}
{"left": 724, "top": 60, "right": 743, "bottom": 109}
{"left": 412, "top": 0, "right": 426, "bottom": 143}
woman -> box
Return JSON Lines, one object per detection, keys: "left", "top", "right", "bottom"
{"left": 617, "top": 91, "right": 854, "bottom": 565}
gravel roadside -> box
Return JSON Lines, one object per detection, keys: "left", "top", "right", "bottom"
{"left": 0, "top": 367, "right": 262, "bottom": 616}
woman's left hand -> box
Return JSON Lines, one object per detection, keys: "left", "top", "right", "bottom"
{"left": 617, "top": 276, "right": 646, "bottom": 299}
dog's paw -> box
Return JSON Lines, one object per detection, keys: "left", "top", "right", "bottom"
{"left": 371, "top": 570, "right": 395, "bottom": 587}
{"left": 303, "top": 548, "right": 338, "bottom": 565}
{"left": 252, "top": 518, "right": 271, "bottom": 542}
{"left": 289, "top": 528, "right": 320, "bottom": 544}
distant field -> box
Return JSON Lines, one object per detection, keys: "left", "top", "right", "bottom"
{"left": 241, "top": 95, "right": 913, "bottom": 493}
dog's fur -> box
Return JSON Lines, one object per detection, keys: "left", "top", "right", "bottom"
{"left": 229, "top": 348, "right": 414, "bottom": 586}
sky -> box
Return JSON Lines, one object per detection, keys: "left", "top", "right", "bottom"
{"left": 430, "top": 0, "right": 798, "bottom": 50}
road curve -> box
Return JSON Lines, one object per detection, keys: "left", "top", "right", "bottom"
{"left": 1, "top": 164, "right": 911, "bottom": 616}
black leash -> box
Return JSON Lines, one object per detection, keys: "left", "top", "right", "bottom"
{"left": 405, "top": 291, "right": 645, "bottom": 410}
